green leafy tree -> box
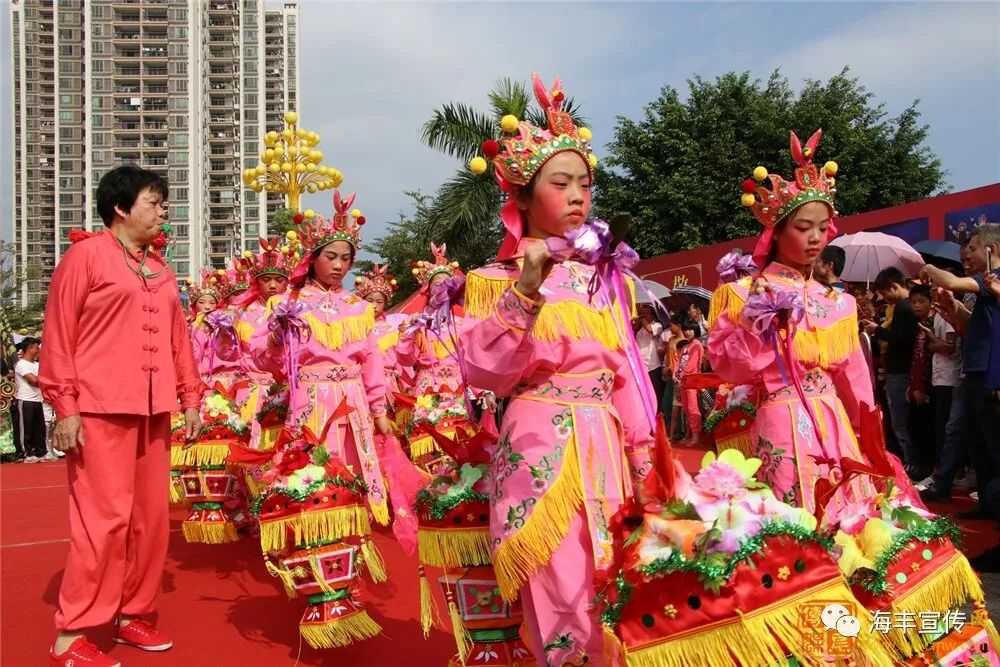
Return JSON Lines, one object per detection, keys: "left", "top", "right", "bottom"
{"left": 268, "top": 207, "right": 298, "bottom": 239}
{"left": 0, "top": 241, "right": 46, "bottom": 333}
{"left": 595, "top": 68, "right": 948, "bottom": 257}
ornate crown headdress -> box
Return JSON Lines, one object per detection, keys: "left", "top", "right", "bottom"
{"left": 354, "top": 264, "right": 398, "bottom": 300}
{"left": 741, "top": 129, "right": 839, "bottom": 228}
{"left": 743, "top": 129, "right": 840, "bottom": 267}
{"left": 185, "top": 268, "right": 224, "bottom": 303}
{"left": 243, "top": 236, "right": 300, "bottom": 279}
{"left": 467, "top": 73, "right": 597, "bottom": 260}
{"left": 293, "top": 190, "right": 365, "bottom": 253}
{"left": 412, "top": 243, "right": 459, "bottom": 285}
{"left": 216, "top": 257, "right": 251, "bottom": 300}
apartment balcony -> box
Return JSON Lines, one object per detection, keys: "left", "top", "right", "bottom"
{"left": 209, "top": 198, "right": 234, "bottom": 207}
{"left": 209, "top": 113, "right": 235, "bottom": 124}
{"left": 114, "top": 121, "right": 141, "bottom": 132}
{"left": 209, "top": 162, "right": 233, "bottom": 174}
{"left": 112, "top": 0, "right": 141, "bottom": 5}
{"left": 113, "top": 10, "right": 140, "bottom": 23}
{"left": 144, "top": 84, "right": 168, "bottom": 94}
{"left": 143, "top": 140, "right": 168, "bottom": 150}
{"left": 208, "top": 48, "right": 236, "bottom": 61}
{"left": 146, "top": 157, "right": 168, "bottom": 166}
{"left": 142, "top": 10, "right": 167, "bottom": 22}
{"left": 208, "top": 83, "right": 234, "bottom": 92}
{"left": 115, "top": 66, "right": 141, "bottom": 76}
{"left": 142, "top": 97, "right": 168, "bottom": 110}
{"left": 142, "top": 47, "right": 167, "bottom": 58}
{"left": 143, "top": 66, "right": 168, "bottom": 78}
{"left": 209, "top": 179, "right": 233, "bottom": 190}
{"left": 208, "top": 132, "right": 235, "bottom": 143}
{"left": 115, "top": 48, "right": 140, "bottom": 59}
{"left": 115, "top": 85, "right": 140, "bottom": 94}
{"left": 116, "top": 156, "right": 141, "bottom": 167}
{"left": 115, "top": 103, "right": 141, "bottom": 113}
{"left": 114, "top": 31, "right": 140, "bottom": 41}
{"left": 208, "top": 66, "right": 235, "bottom": 78}
{"left": 143, "top": 30, "right": 168, "bottom": 42}
{"left": 115, "top": 139, "right": 140, "bottom": 149}
{"left": 208, "top": 2, "right": 236, "bottom": 13}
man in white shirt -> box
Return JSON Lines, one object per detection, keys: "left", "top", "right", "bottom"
{"left": 635, "top": 304, "right": 665, "bottom": 403}
{"left": 14, "top": 337, "right": 48, "bottom": 462}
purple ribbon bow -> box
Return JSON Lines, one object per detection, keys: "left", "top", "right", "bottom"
{"left": 716, "top": 250, "right": 759, "bottom": 284}
{"left": 269, "top": 300, "right": 311, "bottom": 396}
{"left": 741, "top": 288, "right": 805, "bottom": 342}
{"left": 545, "top": 220, "right": 658, "bottom": 431}
{"left": 204, "top": 311, "right": 237, "bottom": 376}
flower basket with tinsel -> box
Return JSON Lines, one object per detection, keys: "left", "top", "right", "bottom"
{"left": 597, "top": 449, "right": 897, "bottom": 667}
{"left": 255, "top": 384, "right": 289, "bottom": 453}
{"left": 703, "top": 384, "right": 760, "bottom": 457}
{"left": 401, "top": 389, "right": 472, "bottom": 462}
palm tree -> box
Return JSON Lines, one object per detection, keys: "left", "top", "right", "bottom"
{"left": 419, "top": 77, "right": 587, "bottom": 264}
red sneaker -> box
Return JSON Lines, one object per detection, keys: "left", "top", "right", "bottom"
{"left": 114, "top": 619, "right": 174, "bottom": 652}
{"left": 49, "top": 637, "right": 121, "bottom": 667}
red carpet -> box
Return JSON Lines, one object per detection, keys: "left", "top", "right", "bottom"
{"left": 3, "top": 458, "right": 995, "bottom": 666}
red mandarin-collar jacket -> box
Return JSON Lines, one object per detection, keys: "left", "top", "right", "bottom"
{"left": 38, "top": 230, "right": 203, "bottom": 419}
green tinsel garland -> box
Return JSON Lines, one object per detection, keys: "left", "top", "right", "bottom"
{"left": 249, "top": 474, "right": 368, "bottom": 516}
{"left": 703, "top": 400, "right": 757, "bottom": 433}
{"left": 415, "top": 486, "right": 490, "bottom": 521}
{"left": 598, "top": 522, "right": 834, "bottom": 628}
{"left": 856, "top": 516, "right": 961, "bottom": 595}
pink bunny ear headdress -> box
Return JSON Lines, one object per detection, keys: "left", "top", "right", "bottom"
{"left": 412, "top": 243, "right": 460, "bottom": 286}
{"left": 288, "top": 190, "right": 366, "bottom": 284}
{"left": 467, "top": 73, "right": 596, "bottom": 261}
{"left": 355, "top": 264, "right": 399, "bottom": 300}
{"left": 742, "top": 129, "right": 840, "bottom": 267}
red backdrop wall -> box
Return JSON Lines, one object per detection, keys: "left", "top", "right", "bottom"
{"left": 636, "top": 183, "right": 1000, "bottom": 289}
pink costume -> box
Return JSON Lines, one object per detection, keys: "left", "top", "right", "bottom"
{"left": 708, "top": 130, "right": 923, "bottom": 523}
{"left": 190, "top": 263, "right": 251, "bottom": 393}
{"left": 255, "top": 196, "right": 392, "bottom": 526}
{"left": 353, "top": 264, "right": 403, "bottom": 411}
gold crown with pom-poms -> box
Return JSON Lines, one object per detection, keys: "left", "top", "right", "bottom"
{"left": 740, "top": 129, "right": 839, "bottom": 228}
{"left": 467, "top": 73, "right": 596, "bottom": 187}
{"left": 240, "top": 236, "right": 301, "bottom": 279}
{"left": 184, "top": 268, "right": 224, "bottom": 302}
{"left": 412, "top": 243, "right": 459, "bottom": 285}
{"left": 291, "top": 190, "right": 366, "bottom": 252}
{"left": 354, "top": 264, "right": 399, "bottom": 300}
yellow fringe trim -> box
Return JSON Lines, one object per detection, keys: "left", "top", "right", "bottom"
{"left": 418, "top": 527, "right": 493, "bottom": 569}
{"left": 369, "top": 498, "right": 390, "bottom": 527}
{"left": 259, "top": 505, "right": 372, "bottom": 554}
{"left": 409, "top": 432, "right": 445, "bottom": 460}
{"left": 419, "top": 567, "right": 440, "bottom": 638}
{"left": 431, "top": 338, "right": 456, "bottom": 360}
{"left": 170, "top": 443, "right": 232, "bottom": 467}
{"left": 264, "top": 558, "right": 301, "bottom": 598}
{"left": 621, "top": 579, "right": 896, "bottom": 667}
{"left": 708, "top": 282, "right": 859, "bottom": 368}
{"left": 168, "top": 474, "right": 186, "bottom": 505}
{"left": 378, "top": 330, "right": 399, "bottom": 353}
{"left": 880, "top": 550, "right": 987, "bottom": 656}
{"left": 309, "top": 551, "right": 337, "bottom": 594}
{"left": 465, "top": 270, "right": 625, "bottom": 351}
{"left": 304, "top": 309, "right": 374, "bottom": 351}
{"left": 493, "top": 432, "right": 583, "bottom": 601}
{"left": 182, "top": 519, "right": 239, "bottom": 545}
{"left": 448, "top": 596, "right": 472, "bottom": 665}
{"left": 235, "top": 318, "right": 254, "bottom": 344}
{"left": 258, "top": 425, "right": 281, "bottom": 452}
{"left": 360, "top": 537, "right": 388, "bottom": 584}
{"left": 300, "top": 609, "right": 382, "bottom": 649}
{"left": 715, "top": 432, "right": 755, "bottom": 458}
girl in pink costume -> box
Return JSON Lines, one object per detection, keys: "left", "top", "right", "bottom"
{"left": 189, "top": 261, "right": 251, "bottom": 392}
{"left": 231, "top": 239, "right": 294, "bottom": 451}
{"left": 353, "top": 264, "right": 404, "bottom": 417}
{"left": 707, "top": 130, "right": 923, "bottom": 522}
{"left": 459, "top": 74, "right": 658, "bottom": 666}
{"left": 396, "top": 245, "right": 473, "bottom": 468}
{"left": 255, "top": 194, "right": 395, "bottom": 526}
{"left": 674, "top": 320, "right": 705, "bottom": 446}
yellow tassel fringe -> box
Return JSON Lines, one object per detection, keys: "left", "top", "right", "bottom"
{"left": 168, "top": 474, "right": 186, "bottom": 505}
{"left": 258, "top": 425, "right": 281, "bottom": 452}
{"left": 620, "top": 579, "right": 895, "bottom": 667}
{"left": 378, "top": 330, "right": 399, "bottom": 353}
{"left": 300, "top": 609, "right": 382, "bottom": 649}
{"left": 259, "top": 505, "right": 371, "bottom": 554}
{"left": 493, "top": 432, "right": 583, "bottom": 601}
{"left": 448, "top": 597, "right": 472, "bottom": 665}
{"left": 714, "top": 432, "right": 755, "bottom": 458}
{"left": 235, "top": 318, "right": 254, "bottom": 344}
{"left": 419, "top": 567, "right": 440, "bottom": 638}
{"left": 708, "top": 282, "right": 859, "bottom": 368}
{"left": 369, "top": 499, "right": 390, "bottom": 527}
{"left": 409, "top": 432, "right": 445, "bottom": 460}
{"left": 418, "top": 527, "right": 493, "bottom": 569}
{"left": 465, "top": 271, "right": 625, "bottom": 351}
{"left": 360, "top": 537, "right": 388, "bottom": 584}
{"left": 879, "top": 550, "right": 988, "bottom": 656}
{"left": 170, "top": 443, "right": 232, "bottom": 467}
{"left": 304, "top": 309, "right": 374, "bottom": 351}
{"left": 264, "top": 558, "right": 301, "bottom": 598}
{"left": 182, "top": 520, "right": 239, "bottom": 545}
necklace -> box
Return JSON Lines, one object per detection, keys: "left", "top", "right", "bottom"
{"left": 114, "top": 234, "right": 166, "bottom": 280}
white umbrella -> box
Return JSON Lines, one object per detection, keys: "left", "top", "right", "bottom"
{"left": 830, "top": 232, "right": 925, "bottom": 283}
{"left": 636, "top": 279, "right": 671, "bottom": 304}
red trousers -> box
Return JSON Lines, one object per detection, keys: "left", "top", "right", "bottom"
{"left": 55, "top": 413, "right": 170, "bottom": 631}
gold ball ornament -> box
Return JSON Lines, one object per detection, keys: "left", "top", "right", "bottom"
{"left": 588, "top": 153, "right": 599, "bottom": 169}
{"left": 286, "top": 230, "right": 298, "bottom": 242}
{"left": 284, "top": 111, "right": 298, "bottom": 125}
{"left": 209, "top": 277, "right": 218, "bottom": 284}
{"left": 331, "top": 171, "right": 344, "bottom": 187}
{"left": 390, "top": 279, "right": 397, "bottom": 286}
{"left": 264, "top": 149, "right": 275, "bottom": 162}
{"left": 273, "top": 144, "right": 285, "bottom": 157}
{"left": 216, "top": 269, "right": 226, "bottom": 277}
{"left": 500, "top": 115, "right": 519, "bottom": 133}
{"left": 281, "top": 129, "right": 294, "bottom": 142}
{"left": 351, "top": 209, "right": 362, "bottom": 219}
{"left": 411, "top": 268, "right": 419, "bottom": 276}
{"left": 242, "top": 250, "right": 253, "bottom": 259}
{"left": 306, "top": 183, "right": 317, "bottom": 193}
{"left": 753, "top": 166, "right": 768, "bottom": 181}
{"left": 824, "top": 161, "right": 838, "bottom": 177}
{"left": 268, "top": 163, "right": 280, "bottom": 174}
{"left": 264, "top": 131, "right": 278, "bottom": 147}
{"left": 578, "top": 127, "right": 593, "bottom": 141}
{"left": 742, "top": 193, "right": 757, "bottom": 207}
{"left": 304, "top": 209, "right": 315, "bottom": 219}
{"left": 255, "top": 165, "right": 266, "bottom": 176}
{"left": 281, "top": 162, "right": 292, "bottom": 173}
{"left": 450, "top": 261, "right": 460, "bottom": 269}
{"left": 287, "top": 145, "right": 298, "bottom": 158}
{"left": 469, "top": 156, "right": 488, "bottom": 175}
{"left": 296, "top": 128, "right": 307, "bottom": 139}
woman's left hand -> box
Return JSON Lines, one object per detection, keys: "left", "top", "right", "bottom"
{"left": 374, "top": 415, "right": 392, "bottom": 435}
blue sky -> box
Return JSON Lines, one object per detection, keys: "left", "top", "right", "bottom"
{"left": 3, "top": 1, "right": 999, "bottom": 264}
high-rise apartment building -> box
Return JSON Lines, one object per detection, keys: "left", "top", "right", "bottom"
{"left": 9, "top": 0, "right": 300, "bottom": 306}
